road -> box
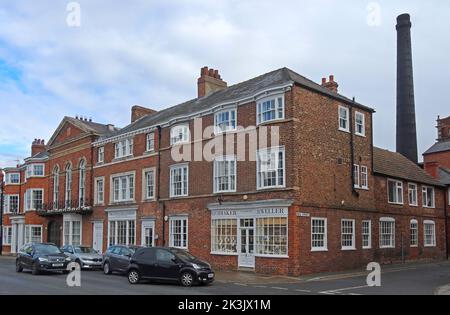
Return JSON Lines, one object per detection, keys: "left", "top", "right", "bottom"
{"left": 0, "top": 256, "right": 449, "bottom": 295}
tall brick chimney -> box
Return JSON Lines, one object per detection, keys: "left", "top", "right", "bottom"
{"left": 437, "top": 115, "right": 450, "bottom": 142}
{"left": 197, "top": 66, "right": 227, "bottom": 98}
{"left": 321, "top": 75, "right": 339, "bottom": 93}
{"left": 131, "top": 105, "right": 158, "bottom": 123}
{"left": 31, "top": 139, "right": 46, "bottom": 156}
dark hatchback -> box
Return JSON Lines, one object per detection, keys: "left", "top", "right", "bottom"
{"left": 16, "top": 243, "right": 71, "bottom": 275}
{"left": 127, "top": 247, "right": 215, "bottom": 287}
{"left": 103, "top": 245, "right": 141, "bottom": 275}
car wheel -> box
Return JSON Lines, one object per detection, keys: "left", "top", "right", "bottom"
{"left": 180, "top": 272, "right": 195, "bottom": 287}
{"left": 128, "top": 270, "right": 140, "bottom": 285}
{"left": 31, "top": 262, "right": 40, "bottom": 276}
{"left": 103, "top": 262, "right": 112, "bottom": 275}
{"left": 15, "top": 261, "right": 23, "bottom": 273}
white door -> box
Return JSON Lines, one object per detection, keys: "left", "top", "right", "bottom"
{"left": 141, "top": 221, "right": 155, "bottom": 247}
{"left": 238, "top": 219, "right": 255, "bottom": 268}
{"left": 92, "top": 222, "right": 103, "bottom": 253}
{"left": 11, "top": 224, "right": 17, "bottom": 254}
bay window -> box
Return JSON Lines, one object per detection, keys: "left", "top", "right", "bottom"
{"left": 3, "top": 195, "right": 19, "bottom": 214}
{"left": 257, "top": 95, "right": 284, "bottom": 124}
{"left": 215, "top": 109, "right": 237, "bottom": 133}
{"left": 26, "top": 163, "right": 45, "bottom": 178}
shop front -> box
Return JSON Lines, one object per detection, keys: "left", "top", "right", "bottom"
{"left": 208, "top": 199, "right": 292, "bottom": 270}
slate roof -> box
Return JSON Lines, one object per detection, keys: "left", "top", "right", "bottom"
{"left": 439, "top": 168, "right": 450, "bottom": 185}
{"left": 101, "top": 67, "right": 375, "bottom": 141}
{"left": 373, "top": 147, "right": 443, "bottom": 186}
{"left": 423, "top": 140, "right": 450, "bottom": 155}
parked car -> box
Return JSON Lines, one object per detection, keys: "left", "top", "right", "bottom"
{"left": 61, "top": 245, "right": 103, "bottom": 270}
{"left": 102, "top": 245, "right": 141, "bottom": 275}
{"left": 16, "top": 243, "right": 71, "bottom": 275}
{"left": 126, "top": 247, "right": 215, "bottom": 287}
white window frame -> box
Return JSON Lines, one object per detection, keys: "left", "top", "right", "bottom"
{"left": 63, "top": 218, "right": 82, "bottom": 246}
{"left": 256, "top": 146, "right": 286, "bottom": 190}
{"left": 26, "top": 163, "right": 45, "bottom": 179}
{"left": 422, "top": 186, "right": 435, "bottom": 208}
{"left": 341, "top": 219, "right": 356, "bottom": 250}
{"left": 379, "top": 217, "right": 395, "bottom": 249}
{"left": 311, "top": 218, "right": 328, "bottom": 252}
{"left": 170, "top": 164, "right": 189, "bottom": 198}
{"left": 94, "top": 177, "right": 105, "bottom": 205}
{"left": 410, "top": 219, "right": 418, "bottom": 247}
{"left": 214, "top": 108, "right": 237, "bottom": 134}
{"left": 141, "top": 220, "right": 155, "bottom": 247}
{"left": 170, "top": 124, "right": 190, "bottom": 145}
{"left": 111, "top": 172, "right": 135, "bottom": 203}
{"left": 361, "top": 166, "right": 369, "bottom": 189}
{"left": 108, "top": 219, "right": 136, "bottom": 247}
{"left": 25, "top": 225, "right": 43, "bottom": 244}
{"left": 78, "top": 160, "right": 86, "bottom": 208}
{"left": 98, "top": 146, "right": 105, "bottom": 163}
{"left": 25, "top": 189, "right": 44, "bottom": 211}
{"left": 142, "top": 168, "right": 156, "bottom": 200}
{"left": 353, "top": 164, "right": 360, "bottom": 188}
{"left": 2, "top": 226, "right": 12, "bottom": 245}
{"left": 3, "top": 194, "right": 20, "bottom": 214}
{"left": 169, "top": 216, "right": 188, "bottom": 249}
{"left": 211, "top": 218, "right": 238, "bottom": 255}
{"left": 338, "top": 105, "right": 350, "bottom": 132}
{"left": 146, "top": 133, "right": 155, "bottom": 152}
{"left": 424, "top": 220, "right": 436, "bottom": 248}
{"left": 65, "top": 164, "right": 72, "bottom": 207}
{"left": 362, "top": 220, "right": 372, "bottom": 249}
{"left": 5, "top": 173, "right": 20, "bottom": 185}
{"left": 256, "top": 95, "right": 285, "bottom": 125}
{"left": 114, "top": 138, "right": 134, "bottom": 159}
{"left": 355, "top": 111, "right": 366, "bottom": 136}
{"left": 408, "top": 183, "right": 418, "bottom": 206}
{"left": 213, "top": 156, "right": 237, "bottom": 193}
{"left": 387, "top": 179, "right": 404, "bottom": 205}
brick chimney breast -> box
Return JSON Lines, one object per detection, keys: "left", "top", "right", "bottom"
{"left": 321, "top": 75, "right": 339, "bottom": 93}
{"left": 197, "top": 66, "right": 227, "bottom": 98}
{"left": 131, "top": 105, "right": 158, "bottom": 123}
{"left": 31, "top": 138, "right": 46, "bottom": 156}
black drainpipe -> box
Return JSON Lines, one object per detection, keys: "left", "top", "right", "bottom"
{"left": 156, "top": 126, "right": 166, "bottom": 246}
{"left": 445, "top": 185, "right": 449, "bottom": 260}
{"left": 350, "top": 98, "right": 359, "bottom": 197}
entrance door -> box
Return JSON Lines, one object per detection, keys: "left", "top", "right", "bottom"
{"left": 47, "top": 221, "right": 61, "bottom": 247}
{"left": 93, "top": 222, "right": 104, "bottom": 253}
{"left": 238, "top": 218, "right": 255, "bottom": 269}
{"left": 141, "top": 221, "right": 155, "bottom": 247}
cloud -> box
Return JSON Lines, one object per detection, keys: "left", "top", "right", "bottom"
{"left": 0, "top": 0, "right": 449, "bottom": 168}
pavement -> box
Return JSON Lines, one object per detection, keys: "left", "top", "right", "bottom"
{"left": 1, "top": 255, "right": 449, "bottom": 295}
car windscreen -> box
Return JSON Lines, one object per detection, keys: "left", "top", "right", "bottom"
{"left": 172, "top": 249, "right": 197, "bottom": 261}
{"left": 34, "top": 244, "right": 63, "bottom": 255}
{"left": 74, "top": 247, "right": 96, "bottom": 254}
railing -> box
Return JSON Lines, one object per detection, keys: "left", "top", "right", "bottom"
{"left": 37, "top": 198, "right": 93, "bottom": 216}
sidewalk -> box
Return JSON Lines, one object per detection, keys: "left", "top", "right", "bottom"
{"left": 436, "top": 285, "right": 450, "bottom": 295}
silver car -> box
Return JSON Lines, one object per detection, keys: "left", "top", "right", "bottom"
{"left": 61, "top": 245, "right": 103, "bottom": 270}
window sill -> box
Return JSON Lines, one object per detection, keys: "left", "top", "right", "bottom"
{"left": 355, "top": 133, "right": 366, "bottom": 138}
{"left": 409, "top": 204, "right": 419, "bottom": 207}
{"left": 388, "top": 202, "right": 404, "bottom": 206}
{"left": 109, "top": 201, "right": 136, "bottom": 206}
{"left": 311, "top": 248, "right": 328, "bottom": 253}
{"left": 380, "top": 246, "right": 395, "bottom": 249}
{"left": 424, "top": 245, "right": 436, "bottom": 248}
{"left": 211, "top": 252, "right": 239, "bottom": 256}
{"left": 341, "top": 247, "right": 356, "bottom": 251}
{"left": 142, "top": 198, "right": 156, "bottom": 202}
{"left": 257, "top": 118, "right": 287, "bottom": 127}
{"left": 362, "top": 247, "right": 372, "bottom": 250}
{"left": 169, "top": 195, "right": 189, "bottom": 199}
{"left": 256, "top": 254, "right": 289, "bottom": 259}
{"left": 410, "top": 245, "right": 418, "bottom": 248}
{"left": 338, "top": 128, "right": 350, "bottom": 133}
{"left": 213, "top": 190, "right": 237, "bottom": 194}
{"left": 113, "top": 155, "right": 134, "bottom": 162}
{"left": 256, "top": 186, "right": 286, "bottom": 191}
{"left": 423, "top": 206, "right": 436, "bottom": 209}
{"left": 355, "top": 186, "right": 369, "bottom": 191}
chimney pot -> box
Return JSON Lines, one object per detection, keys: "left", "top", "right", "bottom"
{"left": 321, "top": 78, "right": 326, "bottom": 85}
{"left": 197, "top": 66, "right": 227, "bottom": 98}
{"left": 329, "top": 75, "right": 334, "bottom": 82}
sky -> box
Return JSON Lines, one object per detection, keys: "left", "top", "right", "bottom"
{"left": 0, "top": 0, "right": 449, "bottom": 167}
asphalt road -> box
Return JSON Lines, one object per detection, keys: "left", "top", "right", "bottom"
{"left": 0, "top": 256, "right": 449, "bottom": 295}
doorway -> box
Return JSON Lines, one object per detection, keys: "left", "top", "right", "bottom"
{"left": 47, "top": 221, "right": 61, "bottom": 247}
{"left": 238, "top": 218, "right": 255, "bottom": 269}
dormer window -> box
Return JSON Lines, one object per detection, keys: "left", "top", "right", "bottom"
{"left": 26, "top": 164, "right": 45, "bottom": 179}
{"left": 257, "top": 95, "right": 284, "bottom": 125}
{"left": 170, "top": 125, "right": 190, "bottom": 145}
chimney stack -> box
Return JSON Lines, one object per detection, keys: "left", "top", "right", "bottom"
{"left": 321, "top": 75, "right": 339, "bottom": 93}
{"left": 31, "top": 139, "right": 46, "bottom": 156}
{"left": 131, "top": 105, "right": 158, "bottom": 123}
{"left": 436, "top": 115, "right": 450, "bottom": 142}
{"left": 197, "top": 66, "right": 227, "bottom": 98}
{"left": 396, "top": 13, "right": 418, "bottom": 164}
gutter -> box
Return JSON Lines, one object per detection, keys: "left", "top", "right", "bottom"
{"left": 156, "top": 126, "right": 166, "bottom": 246}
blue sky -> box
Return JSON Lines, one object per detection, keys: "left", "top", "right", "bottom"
{"left": 0, "top": 0, "right": 449, "bottom": 167}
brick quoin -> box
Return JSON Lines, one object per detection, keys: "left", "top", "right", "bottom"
{"left": 2, "top": 67, "right": 448, "bottom": 276}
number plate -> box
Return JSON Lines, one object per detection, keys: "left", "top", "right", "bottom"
{"left": 208, "top": 273, "right": 214, "bottom": 279}
{"left": 52, "top": 263, "right": 64, "bottom": 267}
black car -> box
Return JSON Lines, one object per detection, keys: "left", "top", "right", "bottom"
{"left": 16, "top": 243, "right": 71, "bottom": 275}
{"left": 102, "top": 245, "right": 141, "bottom": 275}
{"left": 127, "top": 247, "right": 215, "bottom": 287}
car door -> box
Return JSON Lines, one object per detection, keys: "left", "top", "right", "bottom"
{"left": 155, "top": 249, "right": 181, "bottom": 280}
{"left": 108, "top": 246, "right": 120, "bottom": 270}
{"left": 134, "top": 248, "right": 157, "bottom": 278}
{"left": 22, "top": 245, "right": 35, "bottom": 268}
{"left": 117, "top": 247, "right": 132, "bottom": 272}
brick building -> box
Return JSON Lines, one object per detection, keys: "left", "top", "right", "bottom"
{"left": 2, "top": 67, "right": 447, "bottom": 275}
{"left": 423, "top": 115, "right": 450, "bottom": 258}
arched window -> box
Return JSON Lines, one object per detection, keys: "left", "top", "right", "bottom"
{"left": 79, "top": 159, "right": 86, "bottom": 207}
{"left": 65, "top": 163, "right": 72, "bottom": 208}
{"left": 53, "top": 166, "right": 60, "bottom": 209}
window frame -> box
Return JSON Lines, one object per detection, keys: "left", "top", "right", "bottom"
{"left": 25, "top": 225, "right": 43, "bottom": 244}
{"left": 3, "top": 194, "right": 20, "bottom": 214}
{"left": 355, "top": 111, "right": 366, "bottom": 136}
{"left": 256, "top": 146, "right": 286, "bottom": 190}
{"left": 311, "top": 217, "right": 328, "bottom": 252}
{"left": 423, "top": 220, "right": 436, "bottom": 247}
{"left": 213, "top": 155, "right": 237, "bottom": 193}
{"left": 2, "top": 226, "right": 12, "bottom": 245}
{"left": 111, "top": 172, "right": 135, "bottom": 203}
{"left": 362, "top": 220, "right": 372, "bottom": 249}
{"left": 98, "top": 146, "right": 105, "bottom": 164}
{"left": 408, "top": 183, "right": 418, "bottom": 206}
{"left": 410, "top": 219, "right": 418, "bottom": 248}
{"left": 5, "top": 173, "right": 20, "bottom": 185}
{"left": 114, "top": 138, "right": 134, "bottom": 159}
{"left": 422, "top": 186, "right": 435, "bottom": 208}
{"left": 338, "top": 105, "right": 350, "bottom": 132}
{"left": 146, "top": 133, "right": 155, "bottom": 152}
{"left": 25, "top": 189, "right": 44, "bottom": 211}
{"left": 387, "top": 179, "right": 404, "bottom": 205}
{"left": 169, "top": 216, "right": 188, "bottom": 249}
{"left": 169, "top": 164, "right": 189, "bottom": 198}
{"left": 214, "top": 108, "right": 237, "bottom": 134}
{"left": 142, "top": 168, "right": 156, "bottom": 200}
{"left": 26, "top": 163, "right": 45, "bottom": 179}
{"left": 256, "top": 95, "right": 285, "bottom": 125}
{"left": 379, "top": 218, "right": 395, "bottom": 249}
{"left": 94, "top": 177, "right": 105, "bottom": 205}
{"left": 341, "top": 219, "right": 356, "bottom": 250}
{"left": 170, "top": 124, "right": 190, "bottom": 146}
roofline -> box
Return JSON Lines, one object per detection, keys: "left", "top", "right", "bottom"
{"left": 373, "top": 171, "right": 446, "bottom": 187}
